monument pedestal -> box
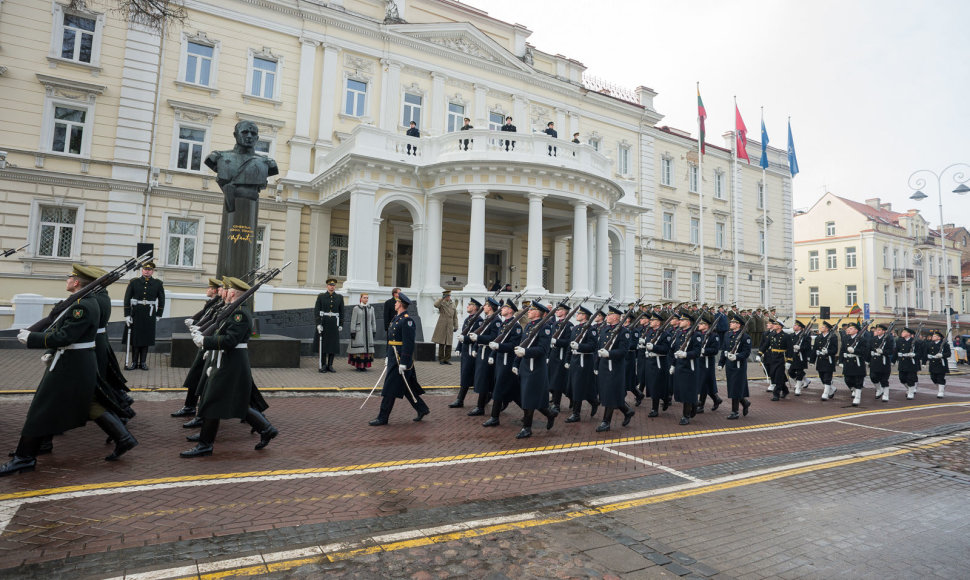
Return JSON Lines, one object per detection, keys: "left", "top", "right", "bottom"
{"left": 171, "top": 333, "right": 301, "bottom": 368}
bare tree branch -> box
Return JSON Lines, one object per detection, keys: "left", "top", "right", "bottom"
{"left": 79, "top": 0, "right": 187, "bottom": 33}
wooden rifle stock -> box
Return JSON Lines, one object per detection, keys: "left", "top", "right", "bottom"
{"left": 199, "top": 262, "right": 290, "bottom": 336}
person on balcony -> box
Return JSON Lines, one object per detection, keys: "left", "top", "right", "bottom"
{"left": 406, "top": 121, "right": 419, "bottom": 155}
{"left": 544, "top": 121, "right": 558, "bottom": 156}
{"left": 459, "top": 117, "right": 473, "bottom": 150}
{"left": 501, "top": 116, "right": 516, "bottom": 151}
{"left": 572, "top": 132, "right": 580, "bottom": 144}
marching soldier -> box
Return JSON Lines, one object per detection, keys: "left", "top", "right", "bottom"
{"left": 925, "top": 329, "right": 951, "bottom": 398}
{"left": 565, "top": 306, "right": 599, "bottom": 422}
{"left": 625, "top": 314, "right": 644, "bottom": 406}
{"left": 431, "top": 290, "right": 459, "bottom": 365}
{"left": 467, "top": 297, "right": 501, "bottom": 416}
{"left": 171, "top": 278, "right": 223, "bottom": 418}
{"left": 90, "top": 266, "right": 133, "bottom": 416}
{"left": 789, "top": 320, "right": 814, "bottom": 396}
{"left": 815, "top": 321, "right": 841, "bottom": 401}
{"left": 840, "top": 322, "right": 870, "bottom": 407}
{"left": 634, "top": 315, "right": 651, "bottom": 407}
{"left": 368, "top": 292, "right": 430, "bottom": 425}
{"left": 123, "top": 260, "right": 164, "bottom": 370}
{"left": 760, "top": 318, "right": 792, "bottom": 401}
{"left": 450, "top": 298, "right": 482, "bottom": 408}
{"left": 869, "top": 324, "right": 896, "bottom": 402}
{"left": 512, "top": 302, "right": 557, "bottom": 439}
{"left": 695, "top": 314, "right": 723, "bottom": 413}
{"left": 548, "top": 302, "right": 574, "bottom": 413}
{"left": 315, "top": 278, "right": 345, "bottom": 373}
{"left": 895, "top": 327, "right": 921, "bottom": 400}
{"left": 182, "top": 277, "right": 278, "bottom": 457}
{"left": 593, "top": 306, "right": 635, "bottom": 432}
{"left": 640, "top": 311, "right": 672, "bottom": 418}
{"left": 719, "top": 313, "right": 752, "bottom": 419}
{"left": 670, "top": 312, "right": 703, "bottom": 425}
{"left": 483, "top": 299, "right": 524, "bottom": 427}
{"left": 3, "top": 264, "right": 138, "bottom": 476}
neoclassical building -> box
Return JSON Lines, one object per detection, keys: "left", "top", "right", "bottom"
{"left": 0, "top": 0, "right": 793, "bottom": 337}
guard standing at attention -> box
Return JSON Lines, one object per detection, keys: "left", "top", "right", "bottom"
{"left": 315, "top": 277, "right": 345, "bottom": 373}
{"left": 369, "top": 291, "right": 430, "bottom": 425}
{"left": 431, "top": 290, "right": 459, "bottom": 365}
{"left": 123, "top": 260, "right": 165, "bottom": 370}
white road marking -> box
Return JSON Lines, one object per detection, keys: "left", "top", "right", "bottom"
{"left": 600, "top": 447, "right": 706, "bottom": 482}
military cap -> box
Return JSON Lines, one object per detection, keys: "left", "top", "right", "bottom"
{"left": 793, "top": 320, "right": 805, "bottom": 328}
{"left": 531, "top": 301, "right": 550, "bottom": 314}
{"left": 70, "top": 263, "right": 101, "bottom": 282}
{"left": 221, "top": 276, "right": 232, "bottom": 288}
{"left": 729, "top": 313, "right": 745, "bottom": 325}
{"left": 578, "top": 306, "right": 592, "bottom": 317}
{"left": 326, "top": 277, "right": 338, "bottom": 285}
{"left": 142, "top": 260, "right": 156, "bottom": 269}
{"left": 556, "top": 302, "right": 570, "bottom": 311}
{"left": 668, "top": 311, "right": 681, "bottom": 320}
{"left": 208, "top": 277, "right": 222, "bottom": 288}
{"left": 847, "top": 322, "right": 862, "bottom": 331}
{"left": 442, "top": 290, "right": 451, "bottom": 296}
{"left": 700, "top": 312, "right": 714, "bottom": 324}
{"left": 681, "top": 311, "right": 696, "bottom": 323}
{"left": 396, "top": 291, "right": 412, "bottom": 306}
{"left": 485, "top": 296, "right": 500, "bottom": 309}
{"left": 468, "top": 297, "right": 482, "bottom": 308}
{"left": 875, "top": 323, "right": 888, "bottom": 331}
{"left": 930, "top": 329, "right": 943, "bottom": 338}
{"left": 225, "top": 277, "right": 250, "bottom": 291}
{"left": 607, "top": 305, "right": 624, "bottom": 315}
{"left": 502, "top": 299, "right": 518, "bottom": 312}
{"left": 901, "top": 327, "right": 915, "bottom": 335}
{"left": 649, "top": 311, "right": 664, "bottom": 321}
{"left": 821, "top": 321, "right": 833, "bottom": 329}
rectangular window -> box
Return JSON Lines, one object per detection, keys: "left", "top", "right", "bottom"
{"left": 249, "top": 57, "right": 277, "bottom": 99}
{"left": 662, "top": 212, "right": 674, "bottom": 241}
{"left": 446, "top": 102, "right": 464, "bottom": 132}
{"left": 716, "top": 275, "right": 726, "bottom": 302}
{"left": 893, "top": 249, "right": 899, "bottom": 268}
{"left": 344, "top": 79, "right": 367, "bottom": 117}
{"left": 689, "top": 164, "right": 698, "bottom": 193}
{"left": 825, "top": 221, "right": 835, "bottom": 236}
{"left": 402, "top": 92, "right": 422, "bottom": 127}
{"left": 185, "top": 42, "right": 214, "bottom": 86}
{"left": 826, "top": 248, "right": 837, "bottom": 269}
{"left": 929, "top": 258, "right": 934, "bottom": 275}
{"left": 166, "top": 217, "right": 198, "bottom": 267}
{"left": 758, "top": 183, "right": 765, "bottom": 209}
{"left": 329, "top": 234, "right": 349, "bottom": 277}
{"left": 714, "top": 171, "right": 724, "bottom": 199}
{"left": 176, "top": 126, "right": 205, "bottom": 171}
{"left": 662, "top": 269, "right": 675, "bottom": 300}
{"left": 618, "top": 145, "right": 630, "bottom": 175}
{"left": 809, "top": 250, "right": 819, "bottom": 271}
{"left": 715, "top": 222, "right": 725, "bottom": 249}
{"left": 255, "top": 225, "right": 268, "bottom": 267}
{"left": 809, "top": 286, "right": 819, "bottom": 308}
{"left": 37, "top": 205, "right": 77, "bottom": 258}
{"left": 588, "top": 138, "right": 600, "bottom": 152}
{"left": 51, "top": 106, "right": 86, "bottom": 155}
{"left": 759, "top": 231, "right": 766, "bottom": 255}
{"left": 542, "top": 256, "right": 550, "bottom": 289}
{"left": 255, "top": 138, "right": 272, "bottom": 157}
{"left": 845, "top": 246, "right": 857, "bottom": 268}
{"left": 661, "top": 157, "right": 673, "bottom": 186}
{"left": 845, "top": 284, "right": 858, "bottom": 307}
{"left": 488, "top": 111, "right": 504, "bottom": 131}
{"left": 882, "top": 246, "right": 889, "bottom": 269}
{"left": 60, "top": 13, "right": 96, "bottom": 63}
{"left": 691, "top": 271, "right": 701, "bottom": 301}
{"left": 690, "top": 217, "right": 699, "bottom": 245}
{"left": 883, "top": 284, "right": 890, "bottom": 307}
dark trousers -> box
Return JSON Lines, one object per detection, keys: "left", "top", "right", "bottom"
{"left": 787, "top": 365, "right": 806, "bottom": 381}
{"left": 377, "top": 391, "right": 429, "bottom": 422}
{"left": 869, "top": 370, "right": 890, "bottom": 388}
{"left": 818, "top": 370, "right": 833, "bottom": 384}
{"left": 844, "top": 375, "right": 865, "bottom": 389}
{"left": 930, "top": 372, "right": 947, "bottom": 386}
{"left": 437, "top": 343, "right": 452, "bottom": 363}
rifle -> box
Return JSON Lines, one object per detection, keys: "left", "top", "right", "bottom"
{"left": 698, "top": 311, "right": 722, "bottom": 351}
{"left": 795, "top": 315, "right": 817, "bottom": 351}
{"left": 472, "top": 289, "right": 526, "bottom": 334}
{"left": 494, "top": 303, "right": 532, "bottom": 343}
{"left": 603, "top": 293, "right": 648, "bottom": 349}
{"left": 874, "top": 320, "right": 897, "bottom": 352}
{"left": 28, "top": 251, "right": 153, "bottom": 332}
{"left": 198, "top": 262, "right": 291, "bottom": 336}
{"left": 573, "top": 294, "right": 613, "bottom": 344}
{"left": 818, "top": 316, "right": 844, "bottom": 352}
{"left": 520, "top": 303, "right": 559, "bottom": 348}
{"left": 1, "top": 243, "right": 28, "bottom": 258}
{"left": 552, "top": 294, "right": 588, "bottom": 342}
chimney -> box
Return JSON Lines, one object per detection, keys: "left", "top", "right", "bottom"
{"left": 879, "top": 202, "right": 892, "bottom": 211}
{"left": 864, "top": 197, "right": 881, "bottom": 209}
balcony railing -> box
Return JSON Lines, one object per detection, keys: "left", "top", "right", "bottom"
{"left": 892, "top": 268, "right": 914, "bottom": 281}
{"left": 915, "top": 236, "right": 937, "bottom": 247}
{"left": 893, "top": 307, "right": 917, "bottom": 317}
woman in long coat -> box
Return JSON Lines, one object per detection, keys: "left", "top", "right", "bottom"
{"left": 347, "top": 293, "right": 377, "bottom": 371}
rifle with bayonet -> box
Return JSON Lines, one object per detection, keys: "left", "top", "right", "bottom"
{"left": 573, "top": 294, "right": 614, "bottom": 344}
{"left": 197, "top": 262, "right": 291, "bottom": 336}
{"left": 1, "top": 243, "right": 28, "bottom": 258}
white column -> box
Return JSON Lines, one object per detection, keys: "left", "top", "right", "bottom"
{"left": 307, "top": 206, "right": 331, "bottom": 287}
{"left": 624, "top": 227, "right": 636, "bottom": 303}
{"left": 473, "top": 84, "right": 488, "bottom": 127}
{"left": 595, "top": 211, "right": 609, "bottom": 296}
{"left": 587, "top": 216, "right": 596, "bottom": 293}
{"left": 524, "top": 193, "right": 547, "bottom": 294}
{"left": 345, "top": 185, "right": 380, "bottom": 291}
{"left": 316, "top": 43, "right": 340, "bottom": 150}
{"left": 290, "top": 39, "right": 318, "bottom": 173}
{"left": 555, "top": 108, "right": 567, "bottom": 136}
{"left": 568, "top": 111, "right": 580, "bottom": 142}
{"left": 430, "top": 72, "right": 446, "bottom": 136}
{"left": 282, "top": 201, "right": 303, "bottom": 286}
{"left": 553, "top": 236, "right": 568, "bottom": 294}
{"left": 380, "top": 59, "right": 401, "bottom": 131}
{"left": 464, "top": 190, "right": 488, "bottom": 293}
{"left": 424, "top": 194, "right": 444, "bottom": 293}
{"left": 512, "top": 94, "right": 528, "bottom": 132}
{"left": 571, "top": 201, "right": 590, "bottom": 295}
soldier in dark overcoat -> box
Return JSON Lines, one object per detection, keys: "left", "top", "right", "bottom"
{"left": 468, "top": 297, "right": 501, "bottom": 416}
{"left": 718, "top": 313, "right": 752, "bottom": 419}
{"left": 171, "top": 277, "right": 223, "bottom": 417}
{"left": 925, "top": 329, "right": 951, "bottom": 399}
{"left": 695, "top": 314, "right": 723, "bottom": 413}
{"left": 565, "top": 306, "right": 599, "bottom": 422}
{"left": 869, "top": 324, "right": 896, "bottom": 402}
{"left": 895, "top": 327, "right": 921, "bottom": 400}
{"left": 482, "top": 300, "right": 524, "bottom": 427}
{"left": 450, "top": 298, "right": 482, "bottom": 408}
{"left": 670, "top": 312, "right": 703, "bottom": 425}
{"left": 315, "top": 277, "right": 345, "bottom": 373}
{"left": 760, "top": 319, "right": 793, "bottom": 401}
{"left": 368, "top": 292, "right": 429, "bottom": 425}
{"left": 641, "top": 312, "right": 672, "bottom": 417}
{"left": 512, "top": 302, "right": 557, "bottom": 439}
{"left": 840, "top": 322, "right": 870, "bottom": 407}
{"left": 788, "top": 320, "right": 814, "bottom": 396}
{"left": 547, "top": 302, "right": 574, "bottom": 413}
{"left": 594, "top": 306, "right": 635, "bottom": 432}
{"left": 123, "top": 261, "right": 165, "bottom": 370}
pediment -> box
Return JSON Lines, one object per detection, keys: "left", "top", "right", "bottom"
{"left": 388, "top": 22, "right": 532, "bottom": 72}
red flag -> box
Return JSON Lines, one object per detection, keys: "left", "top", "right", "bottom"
{"left": 697, "top": 88, "right": 707, "bottom": 155}
{"left": 735, "top": 105, "right": 749, "bottom": 163}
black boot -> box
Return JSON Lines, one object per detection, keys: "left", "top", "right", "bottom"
{"left": 634, "top": 388, "right": 644, "bottom": 407}
{"left": 697, "top": 395, "right": 707, "bottom": 414}
{"left": 96, "top": 411, "right": 138, "bottom": 461}
{"left": 181, "top": 419, "right": 218, "bottom": 457}
{"left": 139, "top": 347, "right": 149, "bottom": 371}
{"left": 540, "top": 406, "right": 558, "bottom": 430}
{"left": 771, "top": 386, "right": 781, "bottom": 401}
{"left": 482, "top": 416, "right": 500, "bottom": 427}
{"left": 183, "top": 416, "right": 204, "bottom": 429}
{"left": 245, "top": 408, "right": 278, "bottom": 450}
{"left": 171, "top": 406, "right": 196, "bottom": 418}
{"left": 679, "top": 403, "right": 691, "bottom": 425}
{"left": 327, "top": 354, "right": 336, "bottom": 372}
{"left": 648, "top": 398, "right": 660, "bottom": 418}
{"left": 468, "top": 392, "right": 489, "bottom": 416}
{"left": 449, "top": 385, "right": 470, "bottom": 408}
{"left": 741, "top": 398, "right": 751, "bottom": 416}
{"left": 565, "top": 403, "right": 582, "bottom": 423}
{"left": 727, "top": 399, "right": 740, "bottom": 420}
{"left": 662, "top": 397, "right": 671, "bottom": 411}
{"left": 621, "top": 404, "right": 635, "bottom": 427}
{"left": 596, "top": 408, "right": 614, "bottom": 432}
{"left": 711, "top": 395, "right": 723, "bottom": 411}
{"left": 590, "top": 402, "right": 599, "bottom": 417}
{"left": 0, "top": 438, "right": 41, "bottom": 476}
{"left": 516, "top": 410, "right": 534, "bottom": 438}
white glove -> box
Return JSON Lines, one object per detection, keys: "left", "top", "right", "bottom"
{"left": 398, "top": 365, "right": 406, "bottom": 375}
{"left": 512, "top": 366, "right": 519, "bottom": 375}
{"left": 190, "top": 325, "right": 200, "bottom": 333}
{"left": 184, "top": 318, "right": 194, "bottom": 328}
{"left": 817, "top": 349, "right": 826, "bottom": 356}
{"left": 727, "top": 353, "right": 737, "bottom": 361}
{"left": 645, "top": 342, "right": 654, "bottom": 351}
{"left": 126, "top": 316, "right": 133, "bottom": 325}
{"left": 317, "top": 325, "right": 324, "bottom": 333}
{"left": 638, "top": 338, "right": 646, "bottom": 346}
{"left": 785, "top": 362, "right": 791, "bottom": 371}
{"left": 669, "top": 366, "right": 675, "bottom": 375}
{"left": 754, "top": 355, "right": 762, "bottom": 363}
{"left": 17, "top": 329, "right": 30, "bottom": 344}
{"left": 903, "top": 352, "right": 915, "bottom": 358}
{"left": 569, "top": 341, "right": 579, "bottom": 350}
{"left": 457, "top": 335, "right": 464, "bottom": 343}
{"left": 488, "top": 341, "right": 499, "bottom": 350}
{"left": 469, "top": 333, "right": 478, "bottom": 342}
{"left": 847, "top": 346, "right": 855, "bottom": 354}
{"left": 192, "top": 334, "right": 204, "bottom": 347}
{"left": 514, "top": 346, "right": 525, "bottom": 357}
{"left": 875, "top": 348, "right": 883, "bottom": 355}
{"left": 453, "top": 349, "right": 460, "bottom": 356}
{"left": 933, "top": 353, "right": 943, "bottom": 359}
{"left": 338, "top": 326, "right": 343, "bottom": 332}
{"left": 598, "top": 348, "right": 610, "bottom": 358}
{"left": 674, "top": 350, "right": 687, "bottom": 359}
{"left": 384, "top": 356, "right": 389, "bottom": 366}
{"left": 156, "top": 316, "right": 162, "bottom": 321}
{"left": 41, "top": 353, "right": 52, "bottom": 363}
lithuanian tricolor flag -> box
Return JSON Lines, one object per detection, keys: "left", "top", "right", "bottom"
{"left": 697, "top": 87, "right": 707, "bottom": 155}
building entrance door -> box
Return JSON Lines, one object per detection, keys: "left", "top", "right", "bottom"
{"left": 484, "top": 251, "right": 502, "bottom": 291}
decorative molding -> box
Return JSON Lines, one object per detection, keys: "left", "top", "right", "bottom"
{"left": 344, "top": 54, "right": 373, "bottom": 73}
{"left": 35, "top": 74, "right": 105, "bottom": 103}
{"left": 236, "top": 112, "right": 286, "bottom": 136}
{"left": 167, "top": 99, "right": 221, "bottom": 125}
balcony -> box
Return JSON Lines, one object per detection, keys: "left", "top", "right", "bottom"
{"left": 892, "top": 268, "right": 914, "bottom": 281}
{"left": 938, "top": 275, "right": 960, "bottom": 286}
{"left": 893, "top": 307, "right": 917, "bottom": 317}
{"left": 915, "top": 236, "right": 937, "bottom": 247}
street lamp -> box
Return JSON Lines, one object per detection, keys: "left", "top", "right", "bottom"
{"left": 908, "top": 162, "right": 970, "bottom": 369}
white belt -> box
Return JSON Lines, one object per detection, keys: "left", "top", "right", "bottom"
{"left": 50, "top": 341, "right": 96, "bottom": 370}
{"left": 97, "top": 327, "right": 107, "bottom": 334}
{"left": 130, "top": 299, "right": 158, "bottom": 316}
{"left": 319, "top": 312, "right": 340, "bottom": 318}
{"left": 215, "top": 343, "right": 248, "bottom": 369}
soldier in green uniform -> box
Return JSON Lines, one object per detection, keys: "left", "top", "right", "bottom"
{"left": 2, "top": 264, "right": 138, "bottom": 476}
{"left": 123, "top": 261, "right": 165, "bottom": 370}
{"left": 315, "top": 277, "right": 345, "bottom": 373}
{"left": 181, "top": 277, "right": 278, "bottom": 457}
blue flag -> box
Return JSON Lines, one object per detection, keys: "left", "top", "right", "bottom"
{"left": 787, "top": 120, "right": 799, "bottom": 177}
{"left": 759, "top": 119, "right": 770, "bottom": 170}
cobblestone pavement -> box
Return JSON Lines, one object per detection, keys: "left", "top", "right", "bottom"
{"left": 0, "top": 351, "right": 966, "bottom": 579}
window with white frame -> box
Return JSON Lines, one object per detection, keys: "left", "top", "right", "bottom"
{"left": 825, "top": 221, "right": 835, "bottom": 236}
{"left": 255, "top": 225, "right": 268, "bottom": 267}
{"left": 930, "top": 291, "right": 936, "bottom": 312}
{"left": 882, "top": 246, "right": 889, "bottom": 269}
{"left": 175, "top": 126, "right": 206, "bottom": 171}
{"left": 845, "top": 246, "right": 857, "bottom": 268}
{"left": 51, "top": 4, "right": 103, "bottom": 67}
{"left": 50, "top": 106, "right": 88, "bottom": 156}
{"left": 715, "top": 222, "right": 725, "bottom": 249}
{"left": 846, "top": 284, "right": 858, "bottom": 306}
{"left": 809, "top": 250, "right": 819, "bottom": 271}
{"left": 618, "top": 145, "right": 630, "bottom": 176}
{"left": 255, "top": 138, "right": 273, "bottom": 157}
{"left": 662, "top": 269, "right": 675, "bottom": 300}
{"left": 661, "top": 156, "right": 673, "bottom": 186}
{"left": 688, "top": 164, "right": 698, "bottom": 193}
{"left": 757, "top": 182, "right": 765, "bottom": 209}
{"left": 662, "top": 211, "right": 674, "bottom": 241}
{"left": 691, "top": 271, "right": 701, "bottom": 301}
{"left": 329, "top": 234, "right": 349, "bottom": 277}
{"left": 488, "top": 111, "right": 504, "bottom": 131}
{"left": 883, "top": 284, "right": 890, "bottom": 307}
{"left": 402, "top": 92, "right": 422, "bottom": 127}
{"left": 249, "top": 55, "right": 278, "bottom": 99}
{"left": 344, "top": 79, "right": 367, "bottom": 117}
{"left": 587, "top": 137, "right": 600, "bottom": 151}
{"left": 713, "top": 170, "right": 725, "bottom": 199}
{"left": 759, "top": 231, "right": 765, "bottom": 255}
{"left": 36, "top": 205, "right": 78, "bottom": 258}
{"left": 929, "top": 258, "right": 934, "bottom": 275}
{"left": 446, "top": 102, "right": 464, "bottom": 132}
{"left": 893, "top": 248, "right": 899, "bottom": 268}
{"left": 826, "top": 248, "right": 837, "bottom": 269}
{"left": 166, "top": 217, "right": 199, "bottom": 267}
{"left": 716, "top": 275, "right": 726, "bottom": 302}
{"left": 183, "top": 39, "right": 216, "bottom": 87}
{"left": 809, "top": 286, "right": 819, "bottom": 308}
{"left": 689, "top": 217, "right": 699, "bottom": 245}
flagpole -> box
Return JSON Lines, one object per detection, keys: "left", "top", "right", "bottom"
{"left": 732, "top": 96, "right": 740, "bottom": 307}
{"left": 697, "top": 82, "right": 705, "bottom": 304}
{"left": 789, "top": 115, "right": 796, "bottom": 322}
{"left": 761, "top": 106, "right": 769, "bottom": 309}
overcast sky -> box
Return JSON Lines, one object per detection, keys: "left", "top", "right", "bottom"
{"left": 471, "top": 0, "right": 970, "bottom": 225}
